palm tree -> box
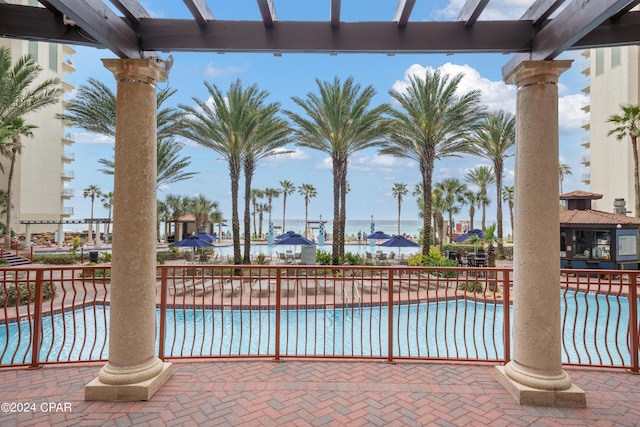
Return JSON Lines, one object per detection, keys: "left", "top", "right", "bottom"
{"left": 381, "top": 69, "right": 485, "bottom": 255}
{"left": 263, "top": 187, "right": 281, "bottom": 226}
{"left": 0, "top": 47, "right": 63, "bottom": 130}
{"left": 179, "top": 81, "right": 255, "bottom": 264}
{"left": 83, "top": 185, "right": 102, "bottom": 244}
{"left": 431, "top": 188, "right": 446, "bottom": 250}
{"left": 298, "top": 183, "right": 317, "bottom": 239}
{"left": 468, "top": 110, "right": 515, "bottom": 258}
{"left": 164, "top": 194, "right": 189, "bottom": 243}
{"left": 189, "top": 194, "right": 219, "bottom": 233}
{"left": 60, "top": 79, "right": 196, "bottom": 188}
{"left": 503, "top": 186, "right": 515, "bottom": 241}
{"left": 280, "top": 180, "right": 295, "bottom": 232}
{"left": 257, "top": 202, "right": 269, "bottom": 238}
{"left": 463, "top": 189, "right": 479, "bottom": 230}
{"left": 465, "top": 166, "right": 496, "bottom": 232}
{"left": 286, "top": 76, "right": 391, "bottom": 264}
{"left": 436, "top": 178, "right": 467, "bottom": 244}
{"left": 608, "top": 104, "right": 640, "bottom": 217}
{"left": 157, "top": 198, "right": 169, "bottom": 243}
{"left": 250, "top": 188, "right": 264, "bottom": 239}
{"left": 100, "top": 191, "right": 114, "bottom": 241}
{"left": 0, "top": 118, "right": 35, "bottom": 243}
{"left": 559, "top": 163, "right": 572, "bottom": 195}
{"left": 391, "top": 183, "right": 408, "bottom": 235}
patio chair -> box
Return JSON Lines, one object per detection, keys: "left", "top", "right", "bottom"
{"left": 360, "top": 279, "right": 380, "bottom": 294}
{"left": 276, "top": 278, "right": 297, "bottom": 297}
{"left": 251, "top": 279, "right": 272, "bottom": 297}
{"left": 221, "top": 278, "right": 243, "bottom": 297}
{"left": 299, "top": 277, "right": 318, "bottom": 295}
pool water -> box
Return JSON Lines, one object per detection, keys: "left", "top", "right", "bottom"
{"left": 0, "top": 292, "right": 632, "bottom": 365}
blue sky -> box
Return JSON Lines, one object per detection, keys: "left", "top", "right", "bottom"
{"left": 65, "top": 0, "right": 589, "bottom": 235}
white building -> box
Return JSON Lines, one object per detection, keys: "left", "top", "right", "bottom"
{"left": 0, "top": 28, "right": 76, "bottom": 237}
{"left": 582, "top": 45, "right": 640, "bottom": 215}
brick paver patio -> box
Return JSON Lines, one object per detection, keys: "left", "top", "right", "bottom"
{"left": 1, "top": 361, "right": 639, "bottom": 426}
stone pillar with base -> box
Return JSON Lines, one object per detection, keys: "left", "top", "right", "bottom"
{"left": 85, "top": 58, "right": 172, "bottom": 401}
{"left": 494, "top": 60, "right": 586, "bottom": 407}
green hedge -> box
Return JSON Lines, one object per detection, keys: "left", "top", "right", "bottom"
{"left": 0, "top": 282, "right": 56, "bottom": 307}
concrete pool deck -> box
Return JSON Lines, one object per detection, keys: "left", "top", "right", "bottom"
{"left": 1, "top": 361, "right": 639, "bottom": 425}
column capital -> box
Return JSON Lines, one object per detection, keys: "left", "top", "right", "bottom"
{"left": 504, "top": 60, "right": 573, "bottom": 87}
{"left": 102, "top": 58, "right": 167, "bottom": 87}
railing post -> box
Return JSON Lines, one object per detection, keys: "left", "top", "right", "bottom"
{"left": 274, "top": 268, "right": 282, "bottom": 362}
{"left": 158, "top": 267, "right": 168, "bottom": 361}
{"left": 502, "top": 268, "right": 510, "bottom": 364}
{"left": 387, "top": 267, "right": 394, "bottom": 363}
{"left": 29, "top": 269, "right": 44, "bottom": 369}
{"left": 629, "top": 273, "right": 639, "bottom": 374}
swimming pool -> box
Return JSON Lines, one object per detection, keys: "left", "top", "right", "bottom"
{"left": 1, "top": 291, "right": 632, "bottom": 366}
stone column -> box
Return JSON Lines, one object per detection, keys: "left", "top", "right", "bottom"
{"left": 85, "top": 58, "right": 171, "bottom": 401}
{"left": 495, "top": 60, "right": 586, "bottom": 407}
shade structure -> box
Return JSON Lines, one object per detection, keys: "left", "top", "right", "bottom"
{"left": 379, "top": 235, "right": 420, "bottom": 248}
{"left": 275, "top": 233, "right": 314, "bottom": 246}
{"left": 172, "top": 234, "right": 216, "bottom": 248}
{"left": 276, "top": 230, "right": 297, "bottom": 240}
{"left": 366, "top": 231, "right": 392, "bottom": 240}
{"left": 454, "top": 229, "right": 484, "bottom": 243}
{"left": 194, "top": 231, "right": 218, "bottom": 242}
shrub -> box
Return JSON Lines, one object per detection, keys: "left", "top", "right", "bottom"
{"left": 33, "top": 254, "right": 77, "bottom": 265}
{"left": 100, "top": 251, "right": 112, "bottom": 263}
{"left": 458, "top": 281, "right": 484, "bottom": 293}
{"left": 0, "top": 258, "right": 10, "bottom": 266}
{"left": 344, "top": 252, "right": 364, "bottom": 266}
{"left": 316, "top": 249, "right": 333, "bottom": 265}
{"left": 0, "top": 282, "right": 56, "bottom": 307}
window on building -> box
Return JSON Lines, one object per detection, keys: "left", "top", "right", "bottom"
{"left": 28, "top": 41, "right": 38, "bottom": 60}
{"left": 48, "top": 43, "right": 58, "bottom": 71}
{"left": 560, "top": 229, "right": 567, "bottom": 257}
{"left": 611, "top": 47, "right": 621, "bottom": 68}
{"left": 573, "top": 229, "right": 611, "bottom": 259}
{"left": 595, "top": 49, "right": 604, "bottom": 76}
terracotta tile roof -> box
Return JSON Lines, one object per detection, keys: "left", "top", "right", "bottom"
{"left": 560, "top": 209, "right": 640, "bottom": 225}
{"left": 559, "top": 190, "right": 603, "bottom": 200}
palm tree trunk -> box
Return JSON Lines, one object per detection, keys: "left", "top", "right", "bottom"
{"left": 633, "top": 136, "right": 640, "bottom": 218}
{"left": 4, "top": 149, "right": 17, "bottom": 249}
{"left": 338, "top": 162, "right": 347, "bottom": 260}
{"left": 230, "top": 167, "right": 242, "bottom": 265}
{"left": 397, "top": 197, "right": 401, "bottom": 236}
{"left": 495, "top": 163, "right": 504, "bottom": 258}
{"left": 243, "top": 172, "right": 253, "bottom": 264}
{"left": 332, "top": 160, "right": 341, "bottom": 265}
{"left": 420, "top": 161, "right": 433, "bottom": 255}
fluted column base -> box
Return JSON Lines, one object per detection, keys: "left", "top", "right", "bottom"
{"left": 495, "top": 364, "right": 585, "bottom": 407}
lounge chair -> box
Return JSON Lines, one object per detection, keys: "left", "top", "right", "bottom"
{"left": 360, "top": 279, "right": 380, "bottom": 294}
{"left": 316, "top": 278, "right": 335, "bottom": 295}
{"left": 221, "top": 279, "right": 243, "bottom": 297}
{"left": 277, "top": 279, "right": 297, "bottom": 297}
{"left": 251, "top": 279, "right": 272, "bottom": 297}
{"left": 299, "top": 278, "right": 318, "bottom": 295}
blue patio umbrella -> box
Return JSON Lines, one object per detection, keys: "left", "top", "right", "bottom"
{"left": 275, "top": 233, "right": 314, "bottom": 246}
{"left": 194, "top": 231, "right": 218, "bottom": 242}
{"left": 379, "top": 235, "right": 421, "bottom": 248}
{"left": 454, "top": 229, "right": 484, "bottom": 243}
{"left": 172, "top": 234, "right": 216, "bottom": 262}
{"left": 276, "top": 230, "right": 297, "bottom": 240}
{"left": 366, "top": 231, "right": 392, "bottom": 240}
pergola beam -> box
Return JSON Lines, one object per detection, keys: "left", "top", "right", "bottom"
{"left": 44, "top": 0, "right": 141, "bottom": 58}
{"left": 392, "top": 0, "right": 415, "bottom": 27}
{"left": 457, "top": 0, "right": 489, "bottom": 26}
{"left": 503, "top": 0, "right": 638, "bottom": 78}
{"left": 109, "top": 0, "right": 151, "bottom": 26}
{"left": 257, "top": 0, "right": 277, "bottom": 28}
{"left": 330, "top": 0, "right": 340, "bottom": 27}
{"left": 520, "top": 0, "right": 566, "bottom": 26}
{"left": 182, "top": 0, "right": 214, "bottom": 27}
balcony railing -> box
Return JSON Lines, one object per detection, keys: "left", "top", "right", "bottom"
{"left": 0, "top": 265, "right": 637, "bottom": 372}
{"left": 61, "top": 170, "right": 74, "bottom": 179}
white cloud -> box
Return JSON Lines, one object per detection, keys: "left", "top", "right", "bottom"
{"left": 205, "top": 62, "right": 250, "bottom": 79}
{"left": 392, "top": 62, "right": 516, "bottom": 114}
{"left": 558, "top": 93, "right": 589, "bottom": 133}
{"left": 73, "top": 132, "right": 114, "bottom": 145}
{"left": 263, "top": 147, "right": 311, "bottom": 163}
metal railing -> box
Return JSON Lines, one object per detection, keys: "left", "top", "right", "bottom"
{"left": 0, "top": 234, "right": 34, "bottom": 263}
{"left": 0, "top": 265, "right": 638, "bottom": 372}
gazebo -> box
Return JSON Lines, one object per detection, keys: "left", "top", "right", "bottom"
{"left": 560, "top": 191, "right": 640, "bottom": 270}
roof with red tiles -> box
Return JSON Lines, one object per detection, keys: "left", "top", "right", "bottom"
{"left": 560, "top": 209, "right": 640, "bottom": 225}
{"left": 559, "top": 190, "right": 603, "bottom": 200}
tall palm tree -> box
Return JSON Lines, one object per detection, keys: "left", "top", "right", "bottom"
{"left": 559, "top": 163, "right": 572, "bottom": 195}
{"left": 431, "top": 187, "right": 446, "bottom": 250}
{"left": 468, "top": 110, "right": 515, "bottom": 258}
{"left": 280, "top": 180, "right": 295, "bottom": 232}
{"left": 435, "top": 178, "right": 467, "bottom": 244}
{"left": 0, "top": 118, "right": 35, "bottom": 243}
{"left": 61, "top": 78, "right": 196, "bottom": 188}
{"left": 503, "top": 186, "right": 515, "bottom": 241}
{"left": 286, "top": 76, "right": 391, "bottom": 264}
{"left": 189, "top": 194, "right": 219, "bottom": 232}
{"left": 0, "top": 47, "right": 63, "bottom": 130}
{"left": 381, "top": 69, "right": 485, "bottom": 255}
{"left": 608, "top": 104, "right": 640, "bottom": 217}
{"left": 257, "top": 202, "right": 269, "bottom": 238}
{"left": 298, "top": 183, "right": 317, "bottom": 239}
{"left": 164, "top": 194, "right": 189, "bottom": 243}
{"left": 241, "top": 89, "right": 292, "bottom": 262}
{"left": 83, "top": 185, "right": 102, "bottom": 244}
{"left": 157, "top": 198, "right": 169, "bottom": 243}
{"left": 391, "top": 183, "right": 408, "bottom": 235}
{"left": 465, "top": 165, "right": 496, "bottom": 232}
{"left": 263, "top": 187, "right": 281, "bottom": 226}
{"left": 100, "top": 191, "right": 114, "bottom": 241}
